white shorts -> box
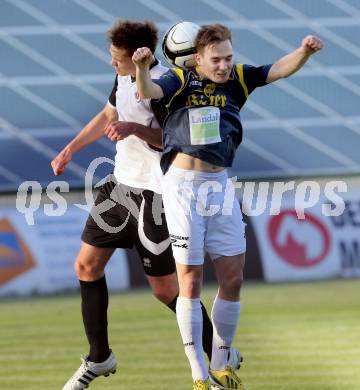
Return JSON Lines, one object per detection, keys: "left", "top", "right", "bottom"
{"left": 162, "top": 166, "right": 246, "bottom": 265}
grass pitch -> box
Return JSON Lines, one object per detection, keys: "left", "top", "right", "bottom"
{"left": 0, "top": 279, "right": 359, "bottom": 390}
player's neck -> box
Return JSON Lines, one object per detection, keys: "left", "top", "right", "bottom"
{"left": 195, "top": 66, "right": 210, "bottom": 81}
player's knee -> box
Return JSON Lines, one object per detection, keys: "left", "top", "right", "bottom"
{"left": 75, "top": 255, "right": 105, "bottom": 280}
{"left": 151, "top": 279, "right": 179, "bottom": 304}
{"left": 179, "top": 273, "right": 202, "bottom": 297}
{"left": 222, "top": 272, "right": 243, "bottom": 293}
{"left": 152, "top": 288, "right": 176, "bottom": 304}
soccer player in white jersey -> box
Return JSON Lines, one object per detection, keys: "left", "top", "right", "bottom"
{"left": 52, "top": 20, "right": 241, "bottom": 390}
{"left": 133, "top": 24, "right": 324, "bottom": 389}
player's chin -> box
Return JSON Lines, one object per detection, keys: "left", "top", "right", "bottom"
{"left": 214, "top": 74, "right": 230, "bottom": 83}
{"left": 116, "top": 69, "right": 128, "bottom": 76}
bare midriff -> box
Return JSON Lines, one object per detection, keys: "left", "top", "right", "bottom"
{"left": 171, "top": 152, "right": 224, "bottom": 172}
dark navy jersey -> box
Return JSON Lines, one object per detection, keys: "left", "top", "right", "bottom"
{"left": 153, "top": 63, "right": 272, "bottom": 173}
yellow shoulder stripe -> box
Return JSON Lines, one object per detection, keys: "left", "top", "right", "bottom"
{"left": 236, "top": 64, "right": 249, "bottom": 98}
{"left": 172, "top": 67, "right": 185, "bottom": 88}
{"left": 166, "top": 67, "right": 187, "bottom": 108}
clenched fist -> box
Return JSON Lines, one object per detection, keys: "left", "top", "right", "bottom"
{"left": 301, "top": 35, "right": 324, "bottom": 54}
{"left": 104, "top": 121, "right": 134, "bottom": 142}
{"left": 132, "top": 47, "right": 154, "bottom": 68}
{"left": 51, "top": 148, "right": 72, "bottom": 176}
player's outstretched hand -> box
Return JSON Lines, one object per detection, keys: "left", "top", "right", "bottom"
{"left": 104, "top": 121, "right": 134, "bottom": 142}
{"left": 51, "top": 148, "right": 72, "bottom": 176}
{"left": 301, "top": 35, "right": 324, "bottom": 54}
{"left": 132, "top": 47, "right": 153, "bottom": 68}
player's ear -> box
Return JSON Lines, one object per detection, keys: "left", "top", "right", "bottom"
{"left": 194, "top": 53, "right": 201, "bottom": 66}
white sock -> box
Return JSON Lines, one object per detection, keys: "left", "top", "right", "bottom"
{"left": 210, "top": 295, "right": 241, "bottom": 371}
{"left": 176, "top": 296, "right": 208, "bottom": 380}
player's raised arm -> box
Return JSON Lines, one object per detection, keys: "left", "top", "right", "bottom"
{"left": 266, "top": 35, "right": 324, "bottom": 83}
{"left": 132, "top": 47, "right": 164, "bottom": 100}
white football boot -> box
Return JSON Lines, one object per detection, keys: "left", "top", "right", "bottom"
{"left": 62, "top": 351, "right": 117, "bottom": 389}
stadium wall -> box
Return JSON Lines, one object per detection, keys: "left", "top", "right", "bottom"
{"left": 1, "top": 175, "right": 360, "bottom": 296}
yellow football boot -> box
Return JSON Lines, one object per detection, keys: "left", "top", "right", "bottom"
{"left": 193, "top": 378, "right": 211, "bottom": 390}
{"left": 209, "top": 367, "right": 246, "bottom": 389}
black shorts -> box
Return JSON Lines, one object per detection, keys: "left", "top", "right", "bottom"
{"left": 81, "top": 180, "right": 176, "bottom": 277}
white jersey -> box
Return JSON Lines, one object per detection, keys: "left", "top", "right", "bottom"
{"left": 107, "top": 59, "right": 167, "bottom": 194}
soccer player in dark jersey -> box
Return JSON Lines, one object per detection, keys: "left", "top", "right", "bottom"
{"left": 133, "top": 24, "right": 324, "bottom": 389}
{"left": 51, "top": 20, "right": 241, "bottom": 390}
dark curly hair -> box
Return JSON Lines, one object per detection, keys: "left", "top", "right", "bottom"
{"left": 107, "top": 20, "right": 158, "bottom": 55}
{"left": 195, "top": 24, "right": 232, "bottom": 53}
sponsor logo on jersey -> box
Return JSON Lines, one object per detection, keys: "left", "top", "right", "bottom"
{"left": 186, "top": 93, "right": 227, "bottom": 107}
{"left": 190, "top": 109, "right": 219, "bottom": 124}
{"left": 204, "top": 83, "right": 216, "bottom": 97}
{"left": 190, "top": 80, "right": 202, "bottom": 87}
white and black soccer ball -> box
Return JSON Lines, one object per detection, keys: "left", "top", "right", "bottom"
{"left": 162, "top": 21, "right": 200, "bottom": 68}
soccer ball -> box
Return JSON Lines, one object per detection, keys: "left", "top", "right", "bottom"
{"left": 162, "top": 21, "right": 200, "bottom": 68}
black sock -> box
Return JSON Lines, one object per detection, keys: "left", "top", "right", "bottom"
{"left": 166, "top": 296, "right": 177, "bottom": 312}
{"left": 201, "top": 301, "right": 213, "bottom": 361}
{"left": 80, "top": 276, "right": 110, "bottom": 363}
{"left": 167, "top": 296, "right": 213, "bottom": 361}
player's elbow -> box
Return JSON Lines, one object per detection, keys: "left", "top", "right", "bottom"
{"left": 103, "top": 105, "right": 118, "bottom": 121}
{"left": 138, "top": 91, "right": 149, "bottom": 100}
{"left": 267, "top": 67, "right": 290, "bottom": 83}
{"left": 141, "top": 85, "right": 163, "bottom": 100}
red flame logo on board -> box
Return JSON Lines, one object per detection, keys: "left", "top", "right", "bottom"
{"left": 268, "top": 210, "right": 331, "bottom": 267}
